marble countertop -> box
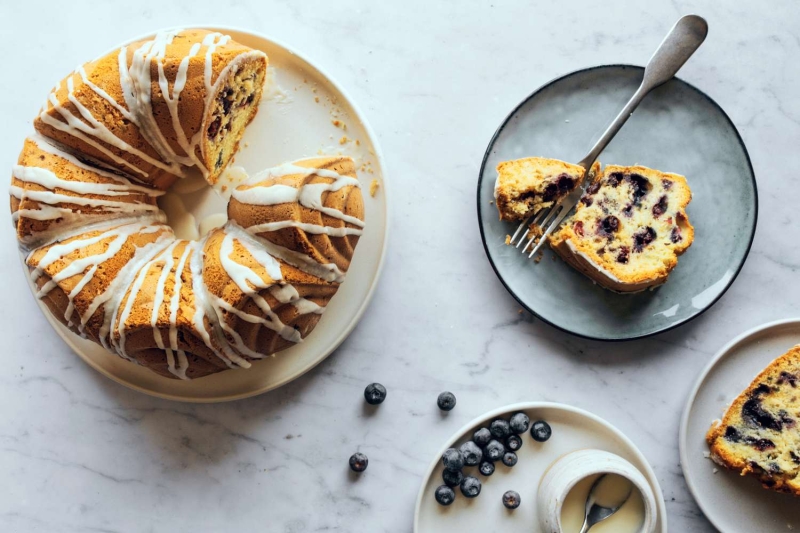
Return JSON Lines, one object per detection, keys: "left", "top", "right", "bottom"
{"left": 2, "top": 1, "right": 799, "bottom": 531}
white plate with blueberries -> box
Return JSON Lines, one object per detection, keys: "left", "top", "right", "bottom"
{"left": 477, "top": 65, "right": 757, "bottom": 341}
{"left": 414, "top": 402, "right": 667, "bottom": 532}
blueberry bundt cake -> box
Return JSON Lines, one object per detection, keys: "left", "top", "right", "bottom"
{"left": 548, "top": 165, "right": 694, "bottom": 292}
{"left": 494, "top": 157, "right": 599, "bottom": 222}
{"left": 707, "top": 345, "right": 800, "bottom": 496}
{"left": 12, "top": 30, "right": 365, "bottom": 380}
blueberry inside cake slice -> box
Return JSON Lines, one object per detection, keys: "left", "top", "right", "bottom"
{"left": 707, "top": 345, "right": 800, "bottom": 496}
{"left": 494, "top": 157, "right": 598, "bottom": 221}
{"left": 549, "top": 164, "right": 694, "bottom": 292}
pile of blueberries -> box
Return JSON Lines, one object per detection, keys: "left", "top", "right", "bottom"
{"left": 347, "top": 384, "right": 553, "bottom": 510}
{"left": 435, "top": 411, "right": 552, "bottom": 509}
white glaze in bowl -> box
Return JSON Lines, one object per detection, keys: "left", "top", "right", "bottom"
{"left": 537, "top": 449, "right": 657, "bottom": 533}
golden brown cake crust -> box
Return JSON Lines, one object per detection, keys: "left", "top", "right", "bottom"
{"left": 706, "top": 345, "right": 800, "bottom": 496}
{"left": 11, "top": 136, "right": 163, "bottom": 247}
{"left": 228, "top": 156, "right": 364, "bottom": 274}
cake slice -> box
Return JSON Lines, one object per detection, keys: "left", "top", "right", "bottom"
{"left": 706, "top": 345, "right": 800, "bottom": 496}
{"left": 549, "top": 164, "right": 693, "bottom": 292}
{"left": 494, "top": 157, "right": 598, "bottom": 222}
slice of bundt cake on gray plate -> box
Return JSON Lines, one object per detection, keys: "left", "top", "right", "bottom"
{"left": 549, "top": 164, "right": 694, "bottom": 293}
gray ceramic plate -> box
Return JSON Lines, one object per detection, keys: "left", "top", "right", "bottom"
{"left": 478, "top": 65, "right": 757, "bottom": 340}
{"left": 680, "top": 319, "right": 800, "bottom": 532}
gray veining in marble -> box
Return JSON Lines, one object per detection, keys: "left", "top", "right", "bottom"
{"left": 2, "top": 1, "right": 800, "bottom": 531}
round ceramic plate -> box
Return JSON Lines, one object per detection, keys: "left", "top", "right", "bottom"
{"left": 680, "top": 319, "right": 800, "bottom": 531}
{"left": 21, "top": 27, "right": 388, "bottom": 402}
{"left": 414, "top": 402, "right": 667, "bottom": 532}
{"left": 478, "top": 65, "right": 757, "bottom": 340}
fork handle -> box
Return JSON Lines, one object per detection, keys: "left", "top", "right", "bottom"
{"left": 578, "top": 14, "right": 708, "bottom": 171}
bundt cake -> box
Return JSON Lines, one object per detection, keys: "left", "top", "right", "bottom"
{"left": 549, "top": 164, "right": 694, "bottom": 292}
{"left": 706, "top": 345, "right": 800, "bottom": 496}
{"left": 494, "top": 157, "right": 599, "bottom": 222}
{"left": 11, "top": 29, "right": 366, "bottom": 380}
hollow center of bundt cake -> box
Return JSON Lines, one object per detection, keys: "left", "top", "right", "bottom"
{"left": 157, "top": 170, "right": 230, "bottom": 240}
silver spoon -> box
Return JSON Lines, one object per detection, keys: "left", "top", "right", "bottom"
{"left": 578, "top": 474, "right": 634, "bottom": 533}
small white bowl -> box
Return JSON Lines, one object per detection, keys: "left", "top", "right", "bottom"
{"left": 537, "top": 449, "right": 657, "bottom": 533}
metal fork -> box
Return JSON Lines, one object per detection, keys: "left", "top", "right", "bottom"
{"left": 510, "top": 14, "right": 708, "bottom": 258}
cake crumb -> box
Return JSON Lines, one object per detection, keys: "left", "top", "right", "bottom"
{"left": 517, "top": 309, "right": 523, "bottom": 315}
{"left": 314, "top": 96, "right": 320, "bottom": 103}
{"left": 369, "top": 179, "right": 379, "bottom": 197}
{"left": 489, "top": 200, "right": 494, "bottom": 205}
{"left": 332, "top": 119, "right": 341, "bottom": 127}
{"left": 504, "top": 235, "right": 511, "bottom": 245}
{"left": 703, "top": 451, "right": 710, "bottom": 459}
{"left": 534, "top": 252, "right": 544, "bottom": 263}
{"left": 355, "top": 139, "right": 360, "bottom": 146}
{"left": 712, "top": 468, "right": 718, "bottom": 474}
{"left": 339, "top": 136, "right": 349, "bottom": 145}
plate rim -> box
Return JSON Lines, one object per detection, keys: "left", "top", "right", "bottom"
{"left": 476, "top": 63, "right": 759, "bottom": 342}
{"left": 412, "top": 401, "right": 667, "bottom": 532}
{"left": 678, "top": 317, "right": 800, "bottom": 531}
{"left": 22, "top": 25, "right": 391, "bottom": 403}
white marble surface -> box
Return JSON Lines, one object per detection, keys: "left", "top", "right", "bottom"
{"left": 1, "top": 1, "right": 799, "bottom": 531}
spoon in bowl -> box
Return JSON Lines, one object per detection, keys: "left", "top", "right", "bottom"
{"left": 578, "top": 474, "right": 634, "bottom": 533}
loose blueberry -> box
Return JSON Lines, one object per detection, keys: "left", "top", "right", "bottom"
{"left": 509, "top": 412, "right": 530, "bottom": 434}
{"left": 460, "top": 441, "right": 483, "bottom": 466}
{"left": 473, "top": 427, "right": 492, "bottom": 448}
{"left": 503, "top": 490, "right": 521, "bottom": 509}
{"left": 437, "top": 391, "right": 457, "bottom": 411}
{"left": 479, "top": 460, "right": 495, "bottom": 476}
{"left": 505, "top": 434, "right": 523, "bottom": 452}
{"left": 484, "top": 439, "right": 505, "bottom": 462}
{"left": 349, "top": 452, "right": 368, "bottom": 472}
{"left": 364, "top": 383, "right": 386, "bottom": 405}
{"left": 435, "top": 485, "right": 456, "bottom": 506}
{"left": 442, "top": 448, "right": 465, "bottom": 472}
{"left": 502, "top": 451, "right": 518, "bottom": 467}
{"left": 490, "top": 419, "right": 511, "bottom": 440}
{"left": 531, "top": 420, "right": 552, "bottom": 442}
{"left": 442, "top": 468, "right": 464, "bottom": 487}
{"left": 460, "top": 476, "right": 482, "bottom": 498}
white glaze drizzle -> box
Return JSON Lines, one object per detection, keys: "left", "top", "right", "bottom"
{"left": 245, "top": 219, "right": 362, "bottom": 237}
{"left": 39, "top": 29, "right": 264, "bottom": 182}
{"left": 28, "top": 218, "right": 172, "bottom": 343}
{"left": 232, "top": 162, "right": 365, "bottom": 227}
